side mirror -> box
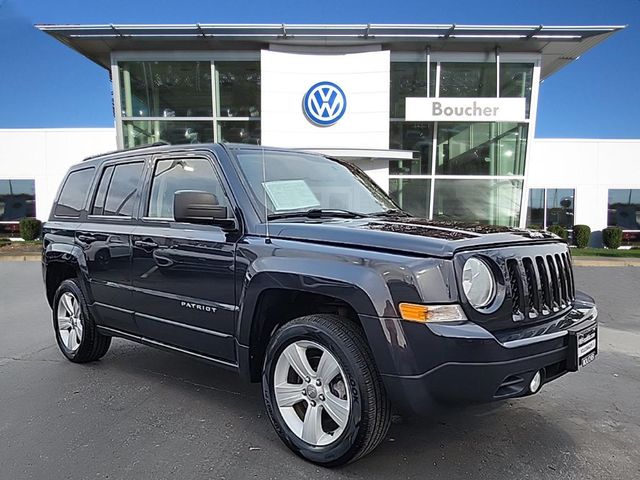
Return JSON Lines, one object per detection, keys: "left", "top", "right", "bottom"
{"left": 173, "top": 190, "right": 236, "bottom": 230}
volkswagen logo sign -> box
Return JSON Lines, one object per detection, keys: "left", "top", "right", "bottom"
{"left": 303, "top": 81, "right": 347, "bottom": 126}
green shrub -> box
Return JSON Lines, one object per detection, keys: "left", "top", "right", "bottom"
{"left": 602, "top": 227, "right": 623, "bottom": 249}
{"left": 573, "top": 224, "right": 591, "bottom": 248}
{"left": 19, "top": 217, "right": 42, "bottom": 241}
{"left": 547, "top": 224, "right": 568, "bottom": 240}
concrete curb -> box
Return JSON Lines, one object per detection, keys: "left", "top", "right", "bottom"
{"left": 573, "top": 257, "right": 640, "bottom": 267}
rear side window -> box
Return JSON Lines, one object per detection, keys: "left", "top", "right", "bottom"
{"left": 147, "top": 158, "right": 228, "bottom": 219}
{"left": 92, "top": 162, "right": 144, "bottom": 217}
{"left": 55, "top": 168, "right": 95, "bottom": 217}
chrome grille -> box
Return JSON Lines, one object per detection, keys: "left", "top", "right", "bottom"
{"left": 507, "top": 251, "right": 574, "bottom": 321}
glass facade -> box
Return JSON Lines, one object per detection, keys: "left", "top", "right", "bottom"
{"left": 608, "top": 189, "right": 640, "bottom": 230}
{"left": 390, "top": 62, "right": 437, "bottom": 118}
{"left": 433, "top": 179, "right": 523, "bottom": 226}
{"left": 439, "top": 62, "right": 497, "bottom": 97}
{"left": 525, "top": 188, "right": 575, "bottom": 230}
{"left": 389, "top": 59, "right": 535, "bottom": 227}
{"left": 117, "top": 60, "right": 260, "bottom": 147}
{"left": 112, "top": 55, "right": 537, "bottom": 228}
{"left": 436, "top": 122, "right": 527, "bottom": 176}
{"left": 389, "top": 178, "right": 431, "bottom": 218}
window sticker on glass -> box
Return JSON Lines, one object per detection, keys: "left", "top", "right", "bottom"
{"left": 263, "top": 180, "right": 320, "bottom": 211}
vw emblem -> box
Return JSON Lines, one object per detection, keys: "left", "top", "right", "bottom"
{"left": 303, "top": 81, "right": 347, "bottom": 126}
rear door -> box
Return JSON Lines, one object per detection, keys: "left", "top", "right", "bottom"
{"left": 78, "top": 159, "right": 146, "bottom": 334}
{"left": 130, "top": 152, "right": 239, "bottom": 362}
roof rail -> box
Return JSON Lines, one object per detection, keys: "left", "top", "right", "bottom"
{"left": 83, "top": 140, "right": 171, "bottom": 161}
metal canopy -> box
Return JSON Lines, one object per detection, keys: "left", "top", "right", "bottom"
{"left": 36, "top": 23, "right": 624, "bottom": 79}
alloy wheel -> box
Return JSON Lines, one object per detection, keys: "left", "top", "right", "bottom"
{"left": 273, "top": 340, "right": 351, "bottom": 446}
{"left": 57, "top": 292, "right": 83, "bottom": 352}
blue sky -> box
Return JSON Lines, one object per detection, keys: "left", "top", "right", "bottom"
{"left": 0, "top": 0, "right": 638, "bottom": 138}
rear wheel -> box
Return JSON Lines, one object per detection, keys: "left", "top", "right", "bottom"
{"left": 262, "top": 314, "right": 391, "bottom": 466}
{"left": 53, "top": 279, "right": 111, "bottom": 363}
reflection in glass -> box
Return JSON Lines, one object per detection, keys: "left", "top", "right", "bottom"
{"left": 0, "top": 179, "right": 36, "bottom": 221}
{"left": 526, "top": 188, "right": 545, "bottom": 229}
{"left": 217, "top": 120, "right": 261, "bottom": 144}
{"left": 500, "top": 63, "right": 534, "bottom": 117}
{"left": 433, "top": 179, "right": 523, "bottom": 226}
{"left": 55, "top": 168, "right": 95, "bottom": 217}
{"left": 215, "top": 62, "right": 261, "bottom": 118}
{"left": 119, "top": 61, "right": 213, "bottom": 117}
{"left": 390, "top": 62, "right": 437, "bottom": 118}
{"left": 389, "top": 122, "right": 433, "bottom": 174}
{"left": 122, "top": 120, "right": 214, "bottom": 147}
{"left": 389, "top": 178, "right": 431, "bottom": 219}
{"left": 234, "top": 150, "right": 396, "bottom": 216}
{"left": 608, "top": 189, "right": 640, "bottom": 230}
{"left": 439, "top": 63, "right": 497, "bottom": 97}
{"left": 436, "top": 122, "right": 527, "bottom": 176}
{"left": 148, "top": 159, "right": 228, "bottom": 218}
{"left": 98, "top": 163, "right": 144, "bottom": 217}
{"left": 546, "top": 189, "right": 575, "bottom": 229}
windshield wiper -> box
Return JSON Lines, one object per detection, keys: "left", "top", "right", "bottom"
{"left": 369, "top": 209, "right": 410, "bottom": 217}
{"left": 267, "top": 208, "right": 367, "bottom": 220}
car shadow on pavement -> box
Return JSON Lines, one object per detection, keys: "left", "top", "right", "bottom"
{"left": 96, "top": 339, "right": 579, "bottom": 478}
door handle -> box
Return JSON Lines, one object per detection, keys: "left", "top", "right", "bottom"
{"left": 77, "top": 234, "right": 97, "bottom": 243}
{"left": 134, "top": 240, "right": 159, "bottom": 249}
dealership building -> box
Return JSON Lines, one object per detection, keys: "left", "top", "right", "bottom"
{"left": 1, "top": 23, "right": 638, "bottom": 245}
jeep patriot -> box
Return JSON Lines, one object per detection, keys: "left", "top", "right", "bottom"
{"left": 42, "top": 143, "right": 598, "bottom": 465}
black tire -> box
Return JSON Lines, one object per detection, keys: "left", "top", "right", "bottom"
{"left": 52, "top": 279, "right": 111, "bottom": 363}
{"left": 262, "top": 314, "right": 391, "bottom": 466}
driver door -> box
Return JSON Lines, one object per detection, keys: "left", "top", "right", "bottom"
{"left": 130, "top": 153, "right": 239, "bottom": 362}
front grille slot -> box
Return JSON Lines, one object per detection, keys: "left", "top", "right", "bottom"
{"left": 507, "top": 259, "right": 523, "bottom": 320}
{"left": 522, "top": 257, "right": 540, "bottom": 318}
{"left": 535, "top": 256, "right": 552, "bottom": 314}
{"left": 546, "top": 255, "right": 561, "bottom": 311}
{"left": 561, "top": 252, "right": 575, "bottom": 300}
{"left": 554, "top": 253, "right": 569, "bottom": 306}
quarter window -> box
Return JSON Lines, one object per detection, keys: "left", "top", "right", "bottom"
{"left": 92, "top": 163, "right": 143, "bottom": 217}
{"left": 147, "top": 158, "right": 228, "bottom": 219}
{"left": 55, "top": 168, "right": 95, "bottom": 217}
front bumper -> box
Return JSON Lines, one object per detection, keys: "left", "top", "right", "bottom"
{"left": 360, "top": 296, "right": 597, "bottom": 415}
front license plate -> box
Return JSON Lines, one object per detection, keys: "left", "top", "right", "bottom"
{"left": 568, "top": 323, "right": 598, "bottom": 371}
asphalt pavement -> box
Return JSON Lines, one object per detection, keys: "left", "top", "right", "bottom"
{"left": 1, "top": 262, "right": 639, "bottom": 480}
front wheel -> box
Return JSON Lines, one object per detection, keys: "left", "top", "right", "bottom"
{"left": 262, "top": 314, "right": 391, "bottom": 466}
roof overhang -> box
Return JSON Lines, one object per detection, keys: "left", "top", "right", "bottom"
{"left": 36, "top": 23, "right": 624, "bottom": 79}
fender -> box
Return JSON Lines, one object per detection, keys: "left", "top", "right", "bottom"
{"left": 234, "top": 255, "right": 403, "bottom": 380}
{"left": 236, "top": 255, "right": 398, "bottom": 343}
{"left": 43, "top": 241, "right": 93, "bottom": 304}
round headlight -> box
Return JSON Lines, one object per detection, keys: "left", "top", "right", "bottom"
{"left": 462, "top": 257, "right": 496, "bottom": 309}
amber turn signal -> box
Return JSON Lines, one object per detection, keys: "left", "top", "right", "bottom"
{"left": 398, "top": 303, "right": 467, "bottom": 323}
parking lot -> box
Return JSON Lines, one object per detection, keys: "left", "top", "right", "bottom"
{"left": 1, "top": 262, "right": 639, "bottom": 480}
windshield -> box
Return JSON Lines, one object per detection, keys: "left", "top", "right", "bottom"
{"left": 233, "top": 149, "right": 398, "bottom": 219}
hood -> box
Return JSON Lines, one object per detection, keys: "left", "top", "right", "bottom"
{"left": 262, "top": 216, "right": 561, "bottom": 257}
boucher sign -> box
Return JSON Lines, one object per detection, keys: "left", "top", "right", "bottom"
{"left": 405, "top": 97, "right": 526, "bottom": 122}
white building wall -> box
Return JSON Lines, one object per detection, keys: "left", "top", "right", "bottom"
{"left": 0, "top": 128, "right": 117, "bottom": 221}
{"left": 527, "top": 138, "right": 640, "bottom": 243}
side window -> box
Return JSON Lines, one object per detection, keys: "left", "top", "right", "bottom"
{"left": 55, "top": 168, "right": 95, "bottom": 217}
{"left": 91, "top": 162, "right": 143, "bottom": 217}
{"left": 147, "top": 158, "right": 228, "bottom": 219}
